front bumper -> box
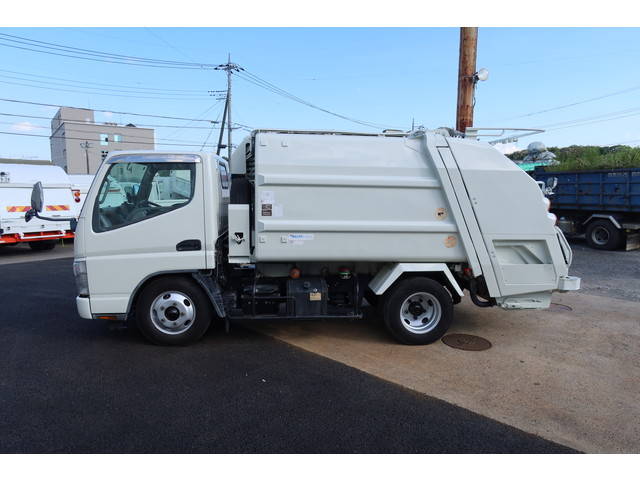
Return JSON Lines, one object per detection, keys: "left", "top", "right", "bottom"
{"left": 76, "top": 296, "right": 92, "bottom": 319}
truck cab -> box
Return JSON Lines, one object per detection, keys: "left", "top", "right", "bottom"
{"left": 70, "top": 130, "right": 579, "bottom": 346}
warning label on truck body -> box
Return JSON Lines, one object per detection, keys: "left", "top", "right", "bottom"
{"left": 261, "top": 204, "right": 272, "bottom": 216}
{"left": 260, "top": 190, "right": 283, "bottom": 217}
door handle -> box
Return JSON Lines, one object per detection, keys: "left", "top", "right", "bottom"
{"left": 176, "top": 239, "right": 201, "bottom": 251}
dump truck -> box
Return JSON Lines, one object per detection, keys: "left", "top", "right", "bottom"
{"left": 28, "top": 129, "right": 580, "bottom": 345}
{"left": 1, "top": 163, "right": 74, "bottom": 250}
{"left": 533, "top": 167, "right": 640, "bottom": 250}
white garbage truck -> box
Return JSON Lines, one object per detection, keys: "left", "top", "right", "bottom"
{"left": 28, "top": 129, "right": 580, "bottom": 345}
{"left": 1, "top": 163, "right": 75, "bottom": 250}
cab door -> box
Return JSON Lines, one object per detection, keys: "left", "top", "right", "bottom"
{"left": 83, "top": 153, "right": 206, "bottom": 315}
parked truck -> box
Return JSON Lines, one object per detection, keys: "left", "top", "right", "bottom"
{"left": 1, "top": 163, "right": 74, "bottom": 250}
{"left": 68, "top": 174, "right": 95, "bottom": 218}
{"left": 532, "top": 167, "right": 640, "bottom": 250}
{"left": 29, "top": 129, "right": 580, "bottom": 345}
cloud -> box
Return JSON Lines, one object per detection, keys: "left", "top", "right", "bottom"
{"left": 492, "top": 143, "right": 522, "bottom": 155}
{"left": 11, "top": 121, "right": 38, "bottom": 132}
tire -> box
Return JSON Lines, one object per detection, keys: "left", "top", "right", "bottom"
{"left": 28, "top": 240, "right": 57, "bottom": 251}
{"left": 382, "top": 277, "right": 453, "bottom": 345}
{"left": 135, "top": 276, "right": 213, "bottom": 346}
{"left": 585, "top": 219, "right": 622, "bottom": 250}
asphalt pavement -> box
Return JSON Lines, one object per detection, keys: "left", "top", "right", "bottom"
{"left": 0, "top": 258, "right": 574, "bottom": 453}
{"left": 567, "top": 238, "right": 640, "bottom": 302}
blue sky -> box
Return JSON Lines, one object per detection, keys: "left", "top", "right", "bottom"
{"left": 0, "top": 27, "right": 639, "bottom": 159}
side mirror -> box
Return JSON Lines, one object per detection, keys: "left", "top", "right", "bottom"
{"left": 31, "top": 181, "right": 44, "bottom": 212}
{"left": 25, "top": 181, "right": 75, "bottom": 224}
{"left": 546, "top": 177, "right": 558, "bottom": 190}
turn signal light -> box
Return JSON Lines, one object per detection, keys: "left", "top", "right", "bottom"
{"left": 72, "top": 189, "right": 81, "bottom": 203}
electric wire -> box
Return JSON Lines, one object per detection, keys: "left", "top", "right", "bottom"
{"left": 0, "top": 112, "right": 226, "bottom": 129}
{"left": 0, "top": 33, "right": 216, "bottom": 70}
{"left": 0, "top": 130, "right": 219, "bottom": 148}
{"left": 0, "top": 68, "right": 214, "bottom": 94}
{"left": 236, "top": 69, "right": 399, "bottom": 130}
{"left": 0, "top": 97, "right": 224, "bottom": 123}
{"left": 505, "top": 85, "right": 640, "bottom": 120}
{"left": 0, "top": 78, "right": 212, "bottom": 101}
{"left": 0, "top": 33, "right": 391, "bottom": 131}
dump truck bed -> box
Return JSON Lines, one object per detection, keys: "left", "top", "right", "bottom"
{"left": 533, "top": 168, "right": 640, "bottom": 213}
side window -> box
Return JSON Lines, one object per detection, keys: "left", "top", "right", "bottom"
{"left": 93, "top": 161, "right": 196, "bottom": 233}
{"left": 218, "top": 162, "right": 230, "bottom": 189}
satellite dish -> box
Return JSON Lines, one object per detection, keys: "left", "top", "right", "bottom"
{"left": 475, "top": 68, "right": 489, "bottom": 82}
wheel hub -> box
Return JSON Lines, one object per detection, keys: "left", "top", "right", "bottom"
{"left": 592, "top": 226, "right": 610, "bottom": 246}
{"left": 164, "top": 306, "right": 180, "bottom": 321}
{"left": 408, "top": 301, "right": 426, "bottom": 318}
{"left": 399, "top": 292, "right": 442, "bottom": 334}
{"left": 150, "top": 291, "right": 196, "bottom": 335}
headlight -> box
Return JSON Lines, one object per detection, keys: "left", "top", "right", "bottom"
{"left": 73, "top": 259, "right": 89, "bottom": 296}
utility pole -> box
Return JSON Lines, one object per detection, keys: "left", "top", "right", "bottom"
{"left": 456, "top": 27, "right": 478, "bottom": 133}
{"left": 80, "top": 141, "right": 91, "bottom": 174}
{"left": 215, "top": 54, "right": 242, "bottom": 160}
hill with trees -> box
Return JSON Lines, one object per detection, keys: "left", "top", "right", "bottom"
{"left": 507, "top": 145, "right": 640, "bottom": 171}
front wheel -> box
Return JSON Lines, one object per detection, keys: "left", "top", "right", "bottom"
{"left": 382, "top": 277, "right": 453, "bottom": 345}
{"left": 135, "top": 276, "right": 213, "bottom": 346}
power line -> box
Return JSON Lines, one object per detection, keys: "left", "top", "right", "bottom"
{"left": 545, "top": 111, "right": 640, "bottom": 132}
{"left": 160, "top": 102, "right": 225, "bottom": 142}
{"left": 505, "top": 84, "right": 640, "bottom": 120}
{"left": 0, "top": 68, "right": 212, "bottom": 94}
{"left": 0, "top": 97, "right": 223, "bottom": 123}
{"left": 0, "top": 77, "right": 212, "bottom": 101}
{"left": 0, "top": 75, "right": 208, "bottom": 100}
{"left": 144, "top": 28, "right": 200, "bottom": 64}
{"left": 0, "top": 33, "right": 392, "bottom": 131}
{"left": 536, "top": 107, "right": 640, "bottom": 130}
{"left": 1, "top": 119, "right": 231, "bottom": 144}
{"left": 0, "top": 111, "right": 229, "bottom": 130}
{"left": 0, "top": 112, "right": 225, "bottom": 129}
{"left": 200, "top": 100, "right": 228, "bottom": 151}
{"left": 0, "top": 33, "right": 217, "bottom": 70}
{"left": 0, "top": 41, "right": 212, "bottom": 71}
{"left": 0, "top": 130, "right": 220, "bottom": 148}
{"left": 236, "top": 68, "right": 400, "bottom": 130}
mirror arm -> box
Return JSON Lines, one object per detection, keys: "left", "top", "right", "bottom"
{"left": 25, "top": 209, "right": 78, "bottom": 231}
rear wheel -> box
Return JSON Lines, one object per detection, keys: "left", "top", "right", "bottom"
{"left": 382, "top": 277, "right": 453, "bottom": 345}
{"left": 585, "top": 219, "right": 622, "bottom": 250}
{"left": 135, "top": 276, "right": 213, "bottom": 346}
{"left": 28, "top": 240, "right": 57, "bottom": 251}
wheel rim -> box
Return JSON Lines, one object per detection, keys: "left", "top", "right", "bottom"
{"left": 591, "top": 226, "right": 610, "bottom": 246}
{"left": 399, "top": 292, "right": 442, "bottom": 334}
{"left": 150, "top": 291, "right": 196, "bottom": 335}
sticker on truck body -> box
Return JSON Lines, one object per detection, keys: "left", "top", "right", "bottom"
{"left": 288, "top": 233, "right": 314, "bottom": 245}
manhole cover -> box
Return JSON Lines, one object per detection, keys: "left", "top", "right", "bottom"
{"left": 549, "top": 303, "right": 573, "bottom": 312}
{"left": 442, "top": 333, "right": 492, "bottom": 351}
